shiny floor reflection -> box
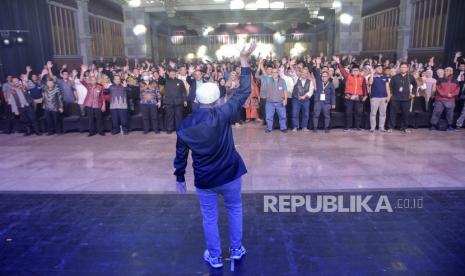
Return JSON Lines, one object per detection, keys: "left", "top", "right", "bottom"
{"left": 1, "top": 124, "right": 465, "bottom": 192}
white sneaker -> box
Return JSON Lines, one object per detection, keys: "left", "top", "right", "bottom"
{"left": 203, "top": 250, "right": 223, "bottom": 268}
{"left": 230, "top": 245, "right": 247, "bottom": 260}
{"left": 292, "top": 128, "right": 297, "bottom": 132}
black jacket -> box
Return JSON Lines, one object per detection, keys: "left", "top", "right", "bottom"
{"left": 390, "top": 73, "right": 417, "bottom": 101}
{"left": 164, "top": 78, "right": 187, "bottom": 105}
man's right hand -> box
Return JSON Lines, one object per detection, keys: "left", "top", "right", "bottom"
{"left": 176, "top": 181, "right": 187, "bottom": 193}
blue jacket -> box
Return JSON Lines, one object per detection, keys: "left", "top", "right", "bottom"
{"left": 314, "top": 68, "right": 336, "bottom": 106}
{"left": 173, "top": 67, "right": 251, "bottom": 189}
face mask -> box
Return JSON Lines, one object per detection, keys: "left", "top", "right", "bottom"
{"left": 143, "top": 76, "right": 151, "bottom": 81}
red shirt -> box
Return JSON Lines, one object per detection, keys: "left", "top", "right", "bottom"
{"left": 82, "top": 80, "right": 105, "bottom": 108}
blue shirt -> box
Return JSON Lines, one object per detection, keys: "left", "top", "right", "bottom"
{"left": 371, "top": 75, "right": 389, "bottom": 98}
{"left": 174, "top": 67, "right": 251, "bottom": 189}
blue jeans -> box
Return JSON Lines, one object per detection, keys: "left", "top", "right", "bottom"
{"left": 265, "top": 102, "right": 287, "bottom": 131}
{"left": 292, "top": 98, "right": 309, "bottom": 129}
{"left": 196, "top": 177, "right": 243, "bottom": 258}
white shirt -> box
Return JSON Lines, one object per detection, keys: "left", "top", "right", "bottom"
{"left": 74, "top": 79, "right": 88, "bottom": 105}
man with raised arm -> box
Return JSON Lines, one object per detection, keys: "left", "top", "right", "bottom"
{"left": 173, "top": 40, "right": 257, "bottom": 269}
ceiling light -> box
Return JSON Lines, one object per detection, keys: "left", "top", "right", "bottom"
{"left": 269, "top": 1, "right": 284, "bottom": 9}
{"left": 2, "top": 38, "right": 10, "bottom": 46}
{"left": 245, "top": 3, "right": 258, "bottom": 10}
{"left": 230, "top": 0, "right": 245, "bottom": 9}
{"left": 128, "top": 0, "right": 141, "bottom": 7}
{"left": 340, "top": 13, "right": 353, "bottom": 25}
{"left": 133, "top": 24, "right": 147, "bottom": 35}
{"left": 332, "top": 1, "right": 342, "bottom": 9}
{"left": 16, "top": 36, "right": 24, "bottom": 44}
{"left": 256, "top": 0, "right": 270, "bottom": 9}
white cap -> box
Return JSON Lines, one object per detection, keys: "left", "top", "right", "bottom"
{"left": 196, "top": 82, "right": 220, "bottom": 105}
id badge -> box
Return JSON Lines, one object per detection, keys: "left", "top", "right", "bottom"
{"left": 320, "top": 94, "right": 326, "bottom": 101}
{"left": 399, "top": 87, "right": 403, "bottom": 93}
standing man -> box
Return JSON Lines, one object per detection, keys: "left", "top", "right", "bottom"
{"left": 255, "top": 60, "right": 272, "bottom": 124}
{"left": 388, "top": 62, "right": 417, "bottom": 133}
{"left": 263, "top": 68, "right": 288, "bottom": 133}
{"left": 108, "top": 75, "right": 129, "bottom": 135}
{"left": 42, "top": 78, "right": 64, "bottom": 135}
{"left": 431, "top": 67, "right": 460, "bottom": 131}
{"left": 164, "top": 68, "right": 187, "bottom": 134}
{"left": 333, "top": 56, "right": 368, "bottom": 131}
{"left": 55, "top": 70, "right": 75, "bottom": 114}
{"left": 174, "top": 41, "right": 256, "bottom": 269}
{"left": 81, "top": 65, "right": 106, "bottom": 136}
{"left": 313, "top": 57, "right": 336, "bottom": 133}
{"left": 368, "top": 64, "right": 390, "bottom": 132}
{"left": 7, "top": 78, "right": 41, "bottom": 136}
{"left": 187, "top": 69, "right": 206, "bottom": 112}
{"left": 291, "top": 67, "right": 313, "bottom": 131}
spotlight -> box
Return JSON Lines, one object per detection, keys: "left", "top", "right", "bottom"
{"left": 340, "top": 13, "right": 353, "bottom": 25}
{"left": 133, "top": 24, "right": 147, "bottom": 35}
{"left": 332, "top": 1, "right": 342, "bottom": 9}
{"left": 230, "top": 0, "right": 244, "bottom": 10}
{"left": 128, "top": 0, "right": 141, "bottom": 7}
{"left": 16, "top": 36, "right": 24, "bottom": 44}
{"left": 2, "top": 38, "right": 10, "bottom": 46}
{"left": 269, "top": 1, "right": 284, "bottom": 9}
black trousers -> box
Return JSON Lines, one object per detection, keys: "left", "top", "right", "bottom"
{"left": 19, "top": 106, "right": 40, "bottom": 134}
{"left": 110, "top": 109, "right": 128, "bottom": 134}
{"left": 45, "top": 110, "right": 62, "bottom": 134}
{"left": 344, "top": 98, "right": 363, "bottom": 129}
{"left": 86, "top": 107, "right": 104, "bottom": 134}
{"left": 165, "top": 104, "right": 184, "bottom": 132}
{"left": 140, "top": 104, "right": 159, "bottom": 133}
{"left": 389, "top": 100, "right": 410, "bottom": 130}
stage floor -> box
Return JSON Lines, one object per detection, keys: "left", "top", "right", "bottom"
{"left": 0, "top": 123, "right": 465, "bottom": 193}
{"left": 0, "top": 192, "right": 464, "bottom": 274}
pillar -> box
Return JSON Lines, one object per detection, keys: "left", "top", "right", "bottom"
{"left": 397, "top": 0, "right": 414, "bottom": 61}
{"left": 76, "top": 0, "right": 93, "bottom": 64}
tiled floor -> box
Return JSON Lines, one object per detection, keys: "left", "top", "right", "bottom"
{"left": 1, "top": 124, "right": 465, "bottom": 274}
{"left": 0, "top": 191, "right": 464, "bottom": 275}
{"left": 0, "top": 124, "right": 465, "bottom": 192}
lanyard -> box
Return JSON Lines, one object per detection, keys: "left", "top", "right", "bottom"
{"left": 322, "top": 81, "right": 329, "bottom": 93}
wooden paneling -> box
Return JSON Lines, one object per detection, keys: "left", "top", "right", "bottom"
{"left": 89, "top": 15, "right": 124, "bottom": 58}
{"left": 411, "top": 0, "right": 448, "bottom": 48}
{"left": 48, "top": 3, "right": 78, "bottom": 56}
{"left": 362, "top": 7, "right": 399, "bottom": 51}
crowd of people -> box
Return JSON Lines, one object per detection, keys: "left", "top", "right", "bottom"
{"left": 1, "top": 50, "right": 465, "bottom": 136}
